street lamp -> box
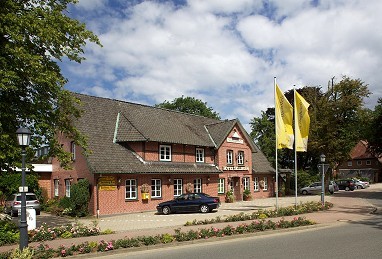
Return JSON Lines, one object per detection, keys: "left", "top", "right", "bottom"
{"left": 320, "top": 154, "right": 326, "bottom": 206}
{"left": 16, "top": 127, "right": 32, "bottom": 250}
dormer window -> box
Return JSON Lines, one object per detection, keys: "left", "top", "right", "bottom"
{"left": 196, "top": 148, "right": 204, "bottom": 163}
{"left": 159, "top": 145, "right": 171, "bottom": 161}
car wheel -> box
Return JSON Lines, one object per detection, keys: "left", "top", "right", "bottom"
{"left": 357, "top": 186, "right": 362, "bottom": 189}
{"left": 302, "top": 190, "right": 308, "bottom": 195}
{"left": 162, "top": 206, "right": 171, "bottom": 215}
{"left": 200, "top": 204, "right": 209, "bottom": 213}
{"left": 345, "top": 187, "right": 350, "bottom": 191}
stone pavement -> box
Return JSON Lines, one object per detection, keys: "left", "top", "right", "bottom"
{"left": 1, "top": 183, "right": 381, "bottom": 255}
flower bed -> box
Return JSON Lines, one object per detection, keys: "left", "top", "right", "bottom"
{"left": 0, "top": 217, "right": 315, "bottom": 258}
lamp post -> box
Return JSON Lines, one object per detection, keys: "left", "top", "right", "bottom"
{"left": 16, "top": 127, "right": 32, "bottom": 250}
{"left": 320, "top": 154, "right": 326, "bottom": 206}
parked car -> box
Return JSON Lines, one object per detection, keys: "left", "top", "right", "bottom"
{"left": 156, "top": 193, "right": 220, "bottom": 215}
{"left": 352, "top": 179, "right": 369, "bottom": 189}
{"left": 300, "top": 181, "right": 338, "bottom": 195}
{"left": 335, "top": 179, "right": 356, "bottom": 191}
{"left": 4, "top": 193, "right": 41, "bottom": 217}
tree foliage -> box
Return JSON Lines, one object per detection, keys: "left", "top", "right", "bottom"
{"left": 250, "top": 76, "right": 371, "bottom": 170}
{"left": 155, "top": 96, "right": 221, "bottom": 119}
{"left": 0, "top": 0, "right": 101, "bottom": 170}
{"left": 366, "top": 98, "right": 382, "bottom": 156}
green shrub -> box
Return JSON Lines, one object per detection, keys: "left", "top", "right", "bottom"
{"left": 0, "top": 220, "right": 19, "bottom": 246}
{"left": 69, "top": 179, "right": 90, "bottom": 217}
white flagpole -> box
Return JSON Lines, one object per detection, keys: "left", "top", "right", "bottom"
{"left": 274, "top": 77, "right": 279, "bottom": 210}
{"left": 294, "top": 88, "right": 298, "bottom": 208}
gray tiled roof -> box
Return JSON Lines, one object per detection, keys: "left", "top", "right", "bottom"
{"left": 72, "top": 92, "right": 274, "bottom": 175}
{"left": 252, "top": 144, "right": 275, "bottom": 174}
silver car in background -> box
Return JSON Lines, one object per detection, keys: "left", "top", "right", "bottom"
{"left": 4, "top": 193, "right": 41, "bottom": 217}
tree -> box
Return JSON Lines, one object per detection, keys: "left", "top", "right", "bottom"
{"left": 155, "top": 96, "right": 221, "bottom": 119}
{"left": 366, "top": 98, "right": 382, "bottom": 156}
{"left": 0, "top": 0, "right": 101, "bottom": 170}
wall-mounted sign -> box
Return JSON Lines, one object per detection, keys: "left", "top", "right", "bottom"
{"left": 98, "top": 176, "right": 117, "bottom": 191}
{"left": 223, "top": 166, "right": 249, "bottom": 171}
{"left": 227, "top": 137, "right": 244, "bottom": 144}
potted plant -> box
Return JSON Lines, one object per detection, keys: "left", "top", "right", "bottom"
{"left": 243, "top": 189, "right": 252, "bottom": 201}
{"left": 225, "top": 190, "right": 234, "bottom": 203}
{"left": 186, "top": 183, "right": 193, "bottom": 193}
{"left": 141, "top": 183, "right": 150, "bottom": 200}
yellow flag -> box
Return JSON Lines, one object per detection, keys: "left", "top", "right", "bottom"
{"left": 275, "top": 84, "right": 294, "bottom": 149}
{"left": 294, "top": 90, "right": 310, "bottom": 152}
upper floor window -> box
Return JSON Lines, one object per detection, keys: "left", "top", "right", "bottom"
{"left": 151, "top": 179, "right": 162, "bottom": 198}
{"left": 159, "top": 145, "right": 171, "bottom": 161}
{"left": 227, "top": 150, "right": 233, "bottom": 164}
{"left": 196, "top": 148, "right": 204, "bottom": 163}
{"left": 347, "top": 161, "right": 352, "bottom": 167}
{"left": 237, "top": 151, "right": 244, "bottom": 165}
{"left": 125, "top": 179, "right": 137, "bottom": 199}
{"left": 366, "top": 160, "right": 371, "bottom": 165}
{"left": 357, "top": 160, "right": 362, "bottom": 166}
{"left": 70, "top": 141, "right": 76, "bottom": 161}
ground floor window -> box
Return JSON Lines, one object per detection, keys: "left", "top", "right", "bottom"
{"left": 174, "top": 179, "right": 183, "bottom": 196}
{"left": 243, "top": 177, "right": 250, "bottom": 190}
{"left": 263, "top": 177, "right": 268, "bottom": 190}
{"left": 54, "top": 179, "right": 59, "bottom": 197}
{"left": 194, "top": 178, "right": 202, "bottom": 193}
{"left": 151, "top": 179, "right": 162, "bottom": 198}
{"left": 65, "top": 179, "right": 71, "bottom": 197}
{"left": 218, "top": 178, "right": 225, "bottom": 194}
{"left": 254, "top": 177, "right": 259, "bottom": 191}
{"left": 125, "top": 179, "right": 137, "bottom": 199}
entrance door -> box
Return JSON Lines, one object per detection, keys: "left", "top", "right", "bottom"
{"left": 231, "top": 177, "right": 241, "bottom": 201}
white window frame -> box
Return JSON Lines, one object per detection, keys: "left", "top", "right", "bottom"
{"left": 254, "top": 177, "right": 259, "bottom": 191}
{"left": 151, "top": 179, "right": 162, "bottom": 198}
{"left": 71, "top": 141, "right": 76, "bottom": 161}
{"left": 159, "top": 145, "right": 171, "bottom": 161}
{"left": 65, "top": 179, "right": 71, "bottom": 197}
{"left": 54, "top": 179, "right": 59, "bottom": 197}
{"left": 263, "top": 177, "right": 268, "bottom": 190}
{"left": 194, "top": 178, "right": 202, "bottom": 193}
{"left": 196, "top": 148, "right": 204, "bottom": 163}
{"left": 218, "top": 178, "right": 225, "bottom": 194}
{"left": 237, "top": 151, "right": 244, "bottom": 165}
{"left": 174, "top": 179, "right": 183, "bottom": 196}
{"left": 227, "top": 150, "right": 233, "bottom": 164}
{"left": 243, "top": 177, "right": 250, "bottom": 190}
{"left": 125, "top": 179, "right": 137, "bottom": 199}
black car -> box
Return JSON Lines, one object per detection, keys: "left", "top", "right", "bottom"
{"left": 156, "top": 193, "right": 220, "bottom": 215}
{"left": 336, "top": 179, "right": 356, "bottom": 191}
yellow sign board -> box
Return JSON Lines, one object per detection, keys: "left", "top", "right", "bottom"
{"left": 98, "top": 176, "right": 117, "bottom": 191}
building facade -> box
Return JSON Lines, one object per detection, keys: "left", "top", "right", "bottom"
{"left": 47, "top": 93, "right": 275, "bottom": 216}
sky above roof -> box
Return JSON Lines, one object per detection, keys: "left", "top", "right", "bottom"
{"left": 60, "top": 0, "right": 382, "bottom": 132}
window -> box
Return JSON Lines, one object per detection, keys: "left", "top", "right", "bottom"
{"left": 366, "top": 160, "right": 371, "bottom": 165}
{"left": 54, "top": 179, "right": 59, "bottom": 197}
{"left": 174, "top": 179, "right": 183, "bottom": 196}
{"left": 227, "top": 150, "right": 233, "bottom": 164}
{"left": 125, "top": 179, "right": 137, "bottom": 199}
{"left": 70, "top": 141, "right": 76, "bottom": 160}
{"left": 65, "top": 179, "right": 71, "bottom": 197}
{"left": 196, "top": 148, "right": 204, "bottom": 163}
{"left": 237, "top": 151, "right": 244, "bottom": 165}
{"left": 159, "top": 145, "right": 171, "bottom": 161}
{"left": 194, "top": 178, "right": 202, "bottom": 193}
{"left": 254, "top": 177, "right": 259, "bottom": 191}
{"left": 357, "top": 161, "right": 362, "bottom": 166}
{"left": 243, "top": 177, "right": 250, "bottom": 190}
{"left": 151, "top": 179, "right": 162, "bottom": 198}
{"left": 263, "top": 177, "right": 268, "bottom": 190}
{"left": 218, "top": 178, "right": 225, "bottom": 194}
{"left": 347, "top": 161, "right": 352, "bottom": 166}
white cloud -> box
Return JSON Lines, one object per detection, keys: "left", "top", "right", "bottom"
{"left": 62, "top": 0, "right": 382, "bottom": 132}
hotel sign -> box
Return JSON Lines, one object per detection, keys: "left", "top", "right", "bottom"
{"left": 227, "top": 137, "right": 243, "bottom": 144}
{"left": 223, "top": 166, "right": 249, "bottom": 171}
{"left": 98, "top": 176, "right": 117, "bottom": 191}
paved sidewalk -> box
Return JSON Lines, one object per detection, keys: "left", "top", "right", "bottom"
{"left": 1, "top": 184, "right": 380, "bottom": 255}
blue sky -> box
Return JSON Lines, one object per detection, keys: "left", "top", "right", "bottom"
{"left": 60, "top": 0, "right": 382, "bottom": 131}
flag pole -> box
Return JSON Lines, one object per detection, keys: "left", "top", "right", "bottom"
{"left": 274, "top": 77, "right": 279, "bottom": 210}
{"left": 293, "top": 88, "right": 298, "bottom": 208}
